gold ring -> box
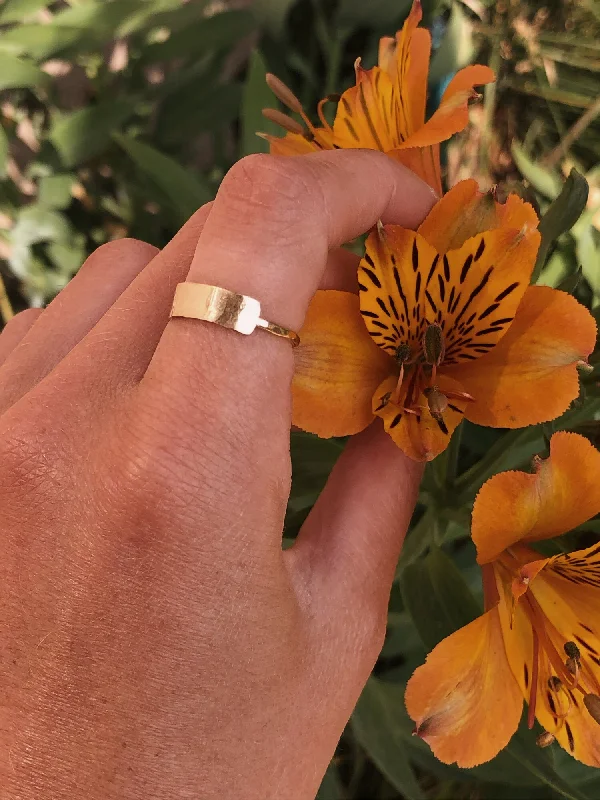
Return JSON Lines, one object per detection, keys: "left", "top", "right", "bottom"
{"left": 170, "top": 283, "right": 300, "bottom": 347}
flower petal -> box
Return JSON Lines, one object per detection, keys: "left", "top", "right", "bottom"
{"left": 359, "top": 223, "right": 539, "bottom": 368}
{"left": 292, "top": 290, "right": 392, "bottom": 437}
{"left": 373, "top": 373, "right": 468, "bottom": 461}
{"left": 472, "top": 432, "right": 600, "bottom": 564}
{"left": 427, "top": 227, "right": 540, "bottom": 363}
{"left": 445, "top": 286, "right": 597, "bottom": 428}
{"left": 405, "top": 607, "right": 523, "bottom": 767}
{"left": 359, "top": 226, "right": 438, "bottom": 357}
{"left": 417, "top": 179, "right": 539, "bottom": 254}
{"left": 332, "top": 64, "right": 397, "bottom": 151}
{"left": 388, "top": 144, "right": 442, "bottom": 195}
{"left": 530, "top": 554, "right": 600, "bottom": 766}
{"left": 400, "top": 64, "right": 495, "bottom": 149}
{"left": 267, "top": 132, "right": 323, "bottom": 156}
{"left": 377, "top": 0, "right": 428, "bottom": 138}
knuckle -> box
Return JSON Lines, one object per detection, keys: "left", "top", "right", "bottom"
{"left": 78, "top": 237, "right": 158, "bottom": 276}
{"left": 218, "top": 154, "right": 322, "bottom": 227}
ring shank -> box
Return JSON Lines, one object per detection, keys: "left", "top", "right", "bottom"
{"left": 256, "top": 318, "right": 300, "bottom": 348}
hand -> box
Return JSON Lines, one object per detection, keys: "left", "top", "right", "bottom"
{"left": 0, "top": 151, "right": 435, "bottom": 800}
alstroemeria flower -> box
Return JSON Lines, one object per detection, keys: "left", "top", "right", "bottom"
{"left": 260, "top": 0, "right": 495, "bottom": 193}
{"left": 405, "top": 432, "right": 600, "bottom": 767}
{"left": 293, "top": 179, "right": 596, "bottom": 461}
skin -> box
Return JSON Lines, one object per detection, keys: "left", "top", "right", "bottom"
{"left": 0, "top": 150, "right": 436, "bottom": 800}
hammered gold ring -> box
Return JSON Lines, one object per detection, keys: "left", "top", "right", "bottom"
{"left": 170, "top": 283, "right": 300, "bottom": 348}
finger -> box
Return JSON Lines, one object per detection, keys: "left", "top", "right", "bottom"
{"left": 0, "top": 308, "right": 42, "bottom": 367}
{"left": 321, "top": 248, "right": 360, "bottom": 293}
{"left": 34, "top": 204, "right": 214, "bottom": 402}
{"left": 142, "top": 151, "right": 436, "bottom": 455}
{"left": 290, "top": 421, "right": 423, "bottom": 617}
{"left": 0, "top": 239, "right": 157, "bottom": 414}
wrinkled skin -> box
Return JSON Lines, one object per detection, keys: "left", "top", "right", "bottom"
{"left": 0, "top": 151, "right": 434, "bottom": 800}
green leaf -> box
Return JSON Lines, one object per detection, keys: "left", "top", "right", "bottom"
{"left": 114, "top": 133, "right": 212, "bottom": 226}
{"left": 533, "top": 169, "right": 589, "bottom": 281}
{"left": 399, "top": 546, "right": 480, "bottom": 649}
{"left": 8, "top": 205, "right": 72, "bottom": 287}
{"left": 0, "top": 24, "right": 87, "bottom": 60}
{"left": 0, "top": 125, "right": 8, "bottom": 179}
{"left": 352, "top": 678, "right": 425, "bottom": 800}
{"left": 120, "top": 0, "right": 210, "bottom": 36}
{"left": 575, "top": 215, "right": 600, "bottom": 301}
{"left": 38, "top": 174, "right": 75, "bottom": 210}
{"left": 503, "top": 725, "right": 587, "bottom": 800}
{"left": 428, "top": 2, "right": 475, "bottom": 84}
{"left": 0, "top": 51, "right": 47, "bottom": 90}
{"left": 315, "top": 764, "right": 344, "bottom": 799}
{"left": 154, "top": 83, "right": 242, "bottom": 145}
{"left": 336, "top": 0, "right": 412, "bottom": 28}
{"left": 49, "top": 101, "right": 134, "bottom": 167}
{"left": 50, "top": 0, "right": 147, "bottom": 38}
{"left": 556, "top": 264, "right": 583, "bottom": 294}
{"left": 141, "top": 10, "right": 256, "bottom": 64}
{"left": 511, "top": 141, "right": 562, "bottom": 200}
{"left": 288, "top": 432, "right": 344, "bottom": 515}
{"left": 251, "top": 0, "right": 297, "bottom": 35}
{"left": 47, "top": 236, "right": 86, "bottom": 278}
{"left": 240, "top": 50, "right": 279, "bottom": 157}
{"left": 0, "top": 0, "right": 50, "bottom": 23}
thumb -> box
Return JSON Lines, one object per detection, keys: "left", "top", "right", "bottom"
{"left": 289, "top": 422, "right": 423, "bottom": 616}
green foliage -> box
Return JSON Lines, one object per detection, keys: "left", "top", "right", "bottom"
{"left": 1, "top": 0, "right": 600, "bottom": 797}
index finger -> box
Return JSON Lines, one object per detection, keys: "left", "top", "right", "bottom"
{"left": 142, "top": 150, "right": 436, "bottom": 455}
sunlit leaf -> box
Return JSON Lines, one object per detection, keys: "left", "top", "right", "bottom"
{"left": 38, "top": 174, "right": 75, "bottom": 210}
{"left": 0, "top": 125, "right": 8, "bottom": 179}
{"left": 0, "top": 51, "right": 47, "bottom": 89}
{"left": 512, "top": 141, "right": 562, "bottom": 199}
{"left": 533, "top": 169, "right": 589, "bottom": 281}
{"left": 0, "top": 0, "right": 50, "bottom": 23}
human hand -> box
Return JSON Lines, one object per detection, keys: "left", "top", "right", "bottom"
{"left": 0, "top": 151, "right": 435, "bottom": 800}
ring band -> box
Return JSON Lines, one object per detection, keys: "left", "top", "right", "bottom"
{"left": 170, "top": 283, "right": 300, "bottom": 347}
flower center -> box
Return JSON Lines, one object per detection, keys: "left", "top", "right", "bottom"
{"left": 382, "top": 322, "right": 473, "bottom": 433}
{"left": 499, "top": 554, "right": 600, "bottom": 749}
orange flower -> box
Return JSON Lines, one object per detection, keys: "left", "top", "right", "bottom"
{"left": 293, "top": 180, "right": 596, "bottom": 461}
{"left": 405, "top": 432, "right": 600, "bottom": 768}
{"left": 260, "top": 0, "right": 495, "bottom": 193}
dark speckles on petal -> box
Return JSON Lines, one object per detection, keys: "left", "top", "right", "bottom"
{"left": 474, "top": 237, "right": 486, "bottom": 261}
{"left": 361, "top": 267, "right": 382, "bottom": 288}
{"left": 389, "top": 412, "right": 402, "bottom": 428}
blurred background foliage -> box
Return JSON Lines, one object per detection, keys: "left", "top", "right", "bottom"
{"left": 1, "top": 0, "right": 600, "bottom": 797}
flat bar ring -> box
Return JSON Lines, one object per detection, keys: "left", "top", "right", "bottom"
{"left": 170, "top": 283, "right": 300, "bottom": 348}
